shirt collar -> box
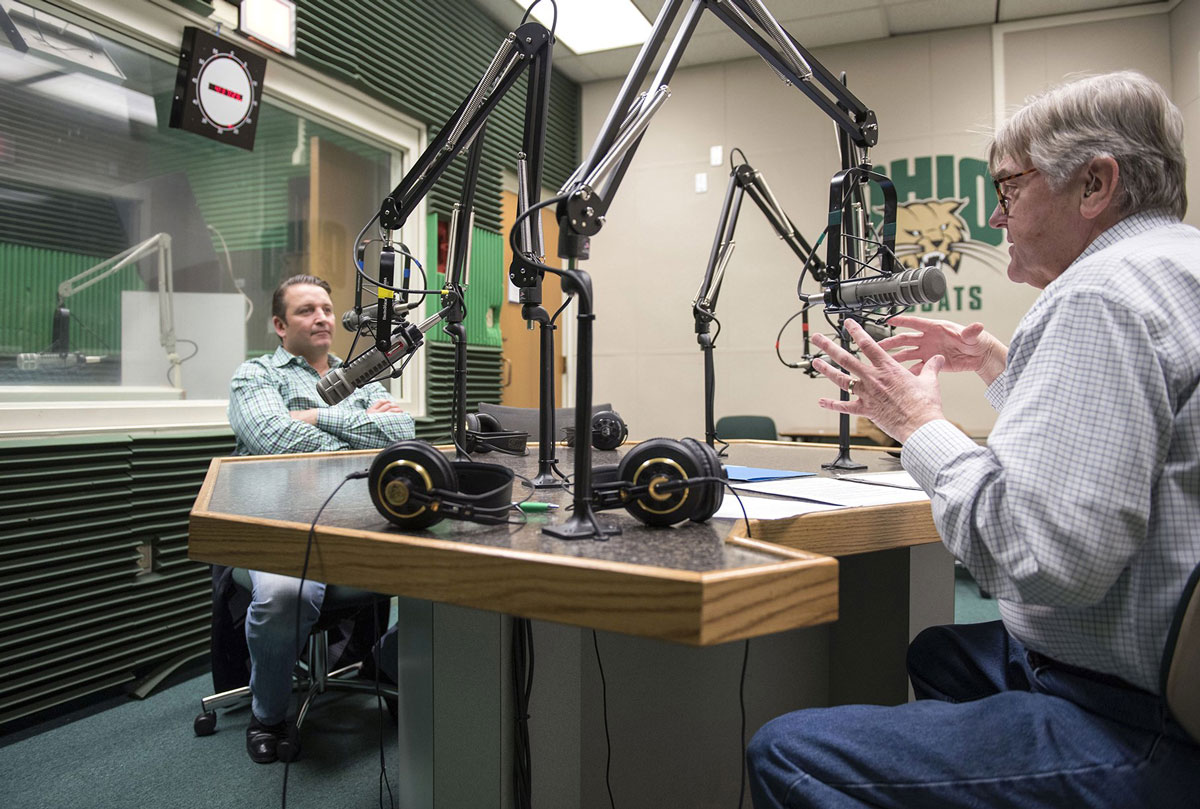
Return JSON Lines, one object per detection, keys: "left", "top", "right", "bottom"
{"left": 269, "top": 344, "right": 343, "bottom": 370}
{"left": 1072, "top": 209, "right": 1180, "bottom": 267}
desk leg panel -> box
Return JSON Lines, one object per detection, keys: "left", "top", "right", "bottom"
{"left": 395, "top": 599, "right": 512, "bottom": 809}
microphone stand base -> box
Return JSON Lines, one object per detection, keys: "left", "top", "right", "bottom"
{"left": 821, "top": 452, "right": 867, "bottom": 471}
{"left": 531, "top": 469, "right": 565, "bottom": 489}
{"left": 542, "top": 511, "right": 621, "bottom": 541}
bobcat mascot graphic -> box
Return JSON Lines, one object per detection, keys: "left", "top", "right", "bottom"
{"left": 892, "top": 199, "right": 1006, "bottom": 273}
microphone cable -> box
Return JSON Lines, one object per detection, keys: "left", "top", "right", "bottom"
{"left": 512, "top": 616, "right": 535, "bottom": 809}
{"left": 281, "top": 468, "right": 374, "bottom": 809}
{"left": 735, "top": 639, "right": 750, "bottom": 809}
{"left": 774, "top": 299, "right": 824, "bottom": 371}
{"left": 371, "top": 602, "right": 396, "bottom": 809}
{"left": 508, "top": 195, "right": 568, "bottom": 279}
{"left": 720, "top": 481, "right": 754, "bottom": 809}
{"left": 519, "top": 0, "right": 557, "bottom": 34}
{"left": 592, "top": 629, "right": 616, "bottom": 809}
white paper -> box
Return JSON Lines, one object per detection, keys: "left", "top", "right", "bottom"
{"left": 837, "top": 471, "right": 924, "bottom": 490}
{"left": 714, "top": 495, "right": 843, "bottom": 521}
{"left": 736, "top": 476, "right": 930, "bottom": 507}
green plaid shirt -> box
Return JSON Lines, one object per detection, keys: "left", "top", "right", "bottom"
{"left": 228, "top": 346, "right": 415, "bottom": 456}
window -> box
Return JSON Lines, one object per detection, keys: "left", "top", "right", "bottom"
{"left": 0, "top": 1, "right": 424, "bottom": 432}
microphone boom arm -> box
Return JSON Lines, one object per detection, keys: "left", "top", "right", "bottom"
{"left": 327, "top": 13, "right": 557, "bottom": 444}
{"left": 376, "top": 21, "right": 553, "bottom": 233}
{"left": 552, "top": 0, "right": 878, "bottom": 259}
{"left": 693, "top": 155, "right": 826, "bottom": 450}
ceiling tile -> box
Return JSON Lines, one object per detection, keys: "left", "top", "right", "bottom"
{"left": 779, "top": 8, "right": 891, "bottom": 46}
{"left": 470, "top": 0, "right": 1175, "bottom": 83}
{"left": 885, "top": 0, "right": 995, "bottom": 35}
{"left": 998, "top": 0, "right": 1162, "bottom": 22}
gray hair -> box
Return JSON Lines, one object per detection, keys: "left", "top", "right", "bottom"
{"left": 989, "top": 71, "right": 1186, "bottom": 219}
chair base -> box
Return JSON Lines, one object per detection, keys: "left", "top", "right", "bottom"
{"left": 192, "top": 630, "right": 398, "bottom": 742}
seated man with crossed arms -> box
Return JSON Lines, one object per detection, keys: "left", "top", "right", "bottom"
{"left": 227, "top": 273, "right": 415, "bottom": 763}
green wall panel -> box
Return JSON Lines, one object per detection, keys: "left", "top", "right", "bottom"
{"left": 295, "top": 0, "right": 582, "bottom": 231}
{"left": 422, "top": 214, "right": 504, "bottom": 348}
{"left": 1, "top": 243, "right": 145, "bottom": 356}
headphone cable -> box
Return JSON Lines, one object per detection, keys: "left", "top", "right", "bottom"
{"left": 281, "top": 469, "right": 370, "bottom": 809}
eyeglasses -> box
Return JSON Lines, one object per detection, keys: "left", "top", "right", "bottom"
{"left": 992, "top": 167, "right": 1038, "bottom": 215}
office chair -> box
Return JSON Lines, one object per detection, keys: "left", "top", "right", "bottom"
{"left": 715, "top": 414, "right": 778, "bottom": 441}
{"left": 1163, "top": 559, "right": 1200, "bottom": 744}
{"left": 193, "top": 568, "right": 396, "bottom": 760}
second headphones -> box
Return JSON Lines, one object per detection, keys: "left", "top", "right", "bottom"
{"left": 565, "top": 409, "right": 629, "bottom": 451}
{"left": 591, "top": 437, "right": 726, "bottom": 526}
{"left": 464, "top": 412, "right": 529, "bottom": 456}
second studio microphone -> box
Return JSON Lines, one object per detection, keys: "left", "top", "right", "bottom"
{"left": 341, "top": 301, "right": 420, "bottom": 332}
{"left": 822, "top": 266, "right": 946, "bottom": 314}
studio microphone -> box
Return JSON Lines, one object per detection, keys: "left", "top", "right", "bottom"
{"left": 341, "top": 301, "right": 420, "bottom": 332}
{"left": 317, "top": 312, "right": 442, "bottom": 405}
{"left": 341, "top": 304, "right": 380, "bottom": 332}
{"left": 823, "top": 266, "right": 945, "bottom": 314}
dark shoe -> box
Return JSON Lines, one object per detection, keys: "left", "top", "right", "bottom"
{"left": 246, "top": 715, "right": 287, "bottom": 764}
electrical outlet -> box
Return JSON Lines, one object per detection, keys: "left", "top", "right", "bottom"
{"left": 695, "top": 172, "right": 708, "bottom": 193}
{"left": 710, "top": 145, "right": 722, "bottom": 166}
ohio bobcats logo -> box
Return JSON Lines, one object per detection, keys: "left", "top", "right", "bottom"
{"left": 892, "top": 199, "right": 1006, "bottom": 274}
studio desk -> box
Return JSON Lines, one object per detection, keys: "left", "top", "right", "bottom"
{"left": 189, "top": 440, "right": 952, "bottom": 809}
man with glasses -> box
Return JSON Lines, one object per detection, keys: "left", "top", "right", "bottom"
{"left": 747, "top": 71, "right": 1200, "bottom": 808}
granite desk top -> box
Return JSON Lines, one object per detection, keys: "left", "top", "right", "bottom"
{"left": 189, "top": 441, "right": 932, "bottom": 644}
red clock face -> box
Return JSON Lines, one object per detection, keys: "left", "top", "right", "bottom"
{"left": 193, "top": 51, "right": 255, "bottom": 132}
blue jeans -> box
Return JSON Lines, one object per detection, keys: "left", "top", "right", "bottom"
{"left": 747, "top": 621, "right": 1200, "bottom": 809}
{"left": 245, "top": 570, "right": 325, "bottom": 726}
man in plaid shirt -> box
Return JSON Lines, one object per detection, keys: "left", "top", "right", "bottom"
{"left": 228, "top": 274, "right": 415, "bottom": 763}
{"left": 749, "top": 72, "right": 1200, "bottom": 808}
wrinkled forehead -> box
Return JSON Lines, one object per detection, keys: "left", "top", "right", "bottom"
{"left": 283, "top": 283, "right": 332, "bottom": 312}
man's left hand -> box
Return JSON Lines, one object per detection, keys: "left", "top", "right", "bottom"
{"left": 367, "top": 399, "right": 406, "bottom": 414}
{"left": 810, "top": 319, "right": 946, "bottom": 443}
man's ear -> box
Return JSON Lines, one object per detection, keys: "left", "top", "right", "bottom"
{"left": 272, "top": 315, "right": 288, "bottom": 340}
{"left": 1080, "top": 156, "right": 1119, "bottom": 219}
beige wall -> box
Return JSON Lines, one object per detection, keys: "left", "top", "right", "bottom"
{"left": 580, "top": 4, "right": 1198, "bottom": 441}
{"left": 1173, "top": 0, "right": 1200, "bottom": 224}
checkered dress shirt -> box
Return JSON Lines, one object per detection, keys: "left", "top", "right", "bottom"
{"left": 228, "top": 345, "right": 415, "bottom": 456}
{"left": 903, "top": 210, "right": 1200, "bottom": 693}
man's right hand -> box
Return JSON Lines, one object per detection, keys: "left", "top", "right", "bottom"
{"left": 877, "top": 315, "right": 1008, "bottom": 385}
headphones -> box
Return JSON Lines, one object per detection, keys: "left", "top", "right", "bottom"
{"left": 565, "top": 409, "right": 629, "bottom": 451}
{"left": 591, "top": 437, "right": 726, "bottom": 527}
{"left": 464, "top": 412, "right": 529, "bottom": 456}
{"left": 369, "top": 440, "right": 515, "bottom": 529}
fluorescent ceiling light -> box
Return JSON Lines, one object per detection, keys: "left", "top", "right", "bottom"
{"left": 0, "top": 45, "right": 56, "bottom": 83}
{"left": 29, "top": 73, "right": 158, "bottom": 127}
{"left": 0, "top": 1, "right": 125, "bottom": 80}
{"left": 514, "top": 0, "right": 650, "bottom": 55}
{"left": 239, "top": 0, "right": 296, "bottom": 56}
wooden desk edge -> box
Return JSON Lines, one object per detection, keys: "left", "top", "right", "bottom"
{"left": 189, "top": 448, "right": 939, "bottom": 644}
{"left": 188, "top": 505, "right": 840, "bottom": 646}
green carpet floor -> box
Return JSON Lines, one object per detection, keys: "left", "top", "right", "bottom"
{"left": 2, "top": 574, "right": 1000, "bottom": 809}
{"left": 954, "top": 564, "right": 1002, "bottom": 624}
{"left": 0, "top": 672, "right": 400, "bottom": 809}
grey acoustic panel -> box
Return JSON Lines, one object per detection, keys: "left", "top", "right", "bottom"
{"left": 0, "top": 430, "right": 234, "bottom": 728}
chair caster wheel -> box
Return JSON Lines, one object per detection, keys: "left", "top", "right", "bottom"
{"left": 277, "top": 736, "right": 301, "bottom": 762}
{"left": 194, "top": 711, "right": 217, "bottom": 736}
